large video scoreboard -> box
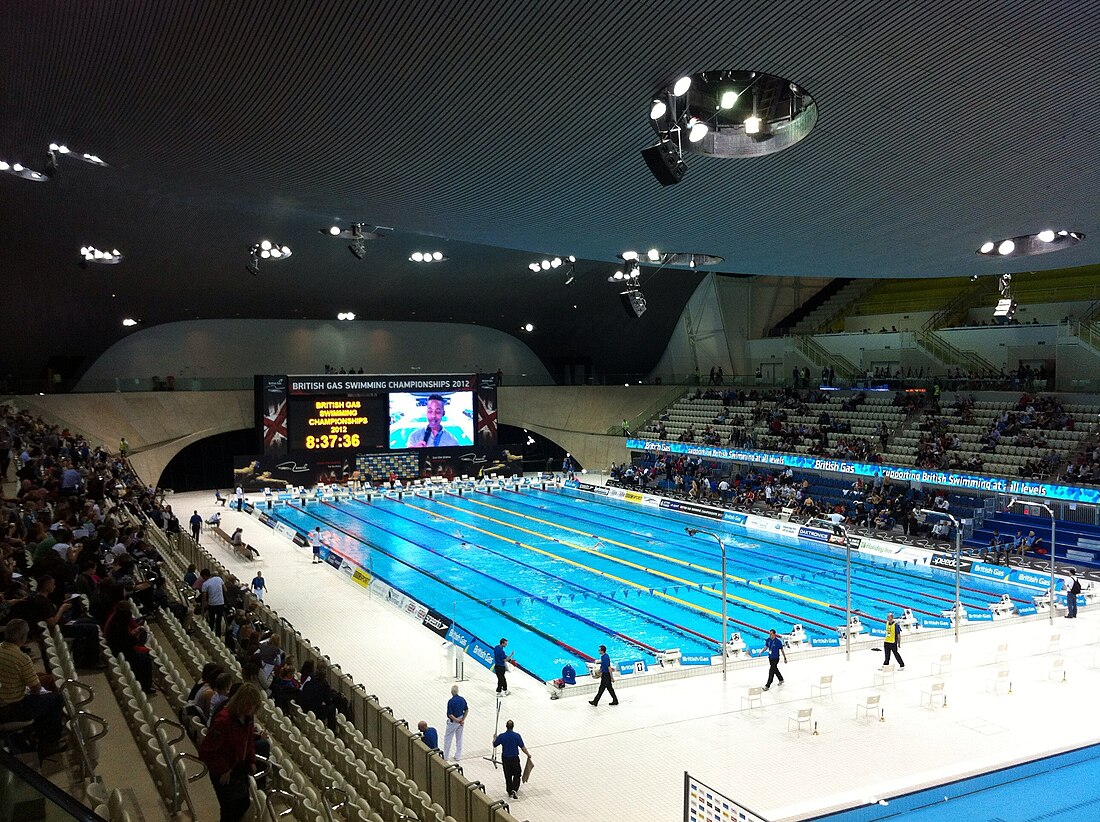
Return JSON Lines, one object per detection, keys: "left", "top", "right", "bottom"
{"left": 257, "top": 373, "right": 495, "bottom": 455}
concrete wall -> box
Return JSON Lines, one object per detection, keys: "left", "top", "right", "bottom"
{"left": 498, "top": 385, "right": 682, "bottom": 470}
{"left": 8, "top": 384, "right": 679, "bottom": 486}
{"left": 77, "top": 319, "right": 551, "bottom": 387}
{"left": 650, "top": 275, "right": 830, "bottom": 382}
{"left": 9, "top": 391, "right": 253, "bottom": 486}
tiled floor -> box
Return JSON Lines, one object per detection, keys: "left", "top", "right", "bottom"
{"left": 171, "top": 488, "right": 1100, "bottom": 822}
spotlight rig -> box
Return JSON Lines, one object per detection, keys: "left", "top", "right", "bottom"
{"left": 247, "top": 240, "right": 292, "bottom": 276}
{"left": 321, "top": 223, "right": 388, "bottom": 260}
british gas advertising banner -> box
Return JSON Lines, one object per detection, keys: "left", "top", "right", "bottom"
{"left": 627, "top": 438, "right": 1100, "bottom": 504}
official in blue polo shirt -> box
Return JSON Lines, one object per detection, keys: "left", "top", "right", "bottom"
{"left": 417, "top": 720, "right": 438, "bottom": 751}
{"left": 443, "top": 684, "right": 468, "bottom": 761}
{"left": 493, "top": 638, "right": 511, "bottom": 695}
{"left": 492, "top": 719, "right": 531, "bottom": 799}
{"left": 588, "top": 644, "right": 619, "bottom": 706}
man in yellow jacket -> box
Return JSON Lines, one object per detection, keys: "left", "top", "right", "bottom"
{"left": 882, "top": 613, "right": 905, "bottom": 670}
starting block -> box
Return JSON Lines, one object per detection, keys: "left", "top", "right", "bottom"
{"left": 724, "top": 633, "right": 747, "bottom": 658}
{"left": 897, "top": 609, "right": 919, "bottom": 631}
{"left": 989, "top": 594, "right": 1016, "bottom": 617}
{"left": 657, "top": 649, "right": 682, "bottom": 667}
{"left": 837, "top": 616, "right": 867, "bottom": 639}
{"left": 785, "top": 625, "right": 808, "bottom": 648}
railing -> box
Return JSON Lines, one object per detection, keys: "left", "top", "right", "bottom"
{"left": 913, "top": 328, "right": 996, "bottom": 373}
{"left": 792, "top": 335, "right": 860, "bottom": 378}
{"left": 1070, "top": 320, "right": 1100, "bottom": 355}
{"left": 607, "top": 386, "right": 687, "bottom": 436}
{"left": 923, "top": 278, "right": 996, "bottom": 333}
{"left": 158, "top": 527, "right": 521, "bottom": 822}
{"left": 0, "top": 748, "right": 106, "bottom": 822}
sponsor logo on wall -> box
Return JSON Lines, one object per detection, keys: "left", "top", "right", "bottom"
{"left": 421, "top": 608, "right": 452, "bottom": 638}
{"left": 467, "top": 639, "right": 496, "bottom": 669}
{"left": 930, "top": 554, "right": 973, "bottom": 573}
{"left": 351, "top": 568, "right": 371, "bottom": 588}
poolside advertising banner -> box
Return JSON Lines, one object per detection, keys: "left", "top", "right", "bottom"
{"left": 931, "top": 554, "right": 973, "bottom": 573}
{"left": 422, "top": 607, "right": 452, "bottom": 638}
{"left": 659, "top": 498, "right": 725, "bottom": 520}
{"left": 627, "top": 438, "right": 1100, "bottom": 505}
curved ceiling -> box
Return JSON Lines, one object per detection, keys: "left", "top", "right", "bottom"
{"left": 2, "top": 0, "right": 1098, "bottom": 380}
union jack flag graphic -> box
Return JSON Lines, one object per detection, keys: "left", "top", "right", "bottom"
{"left": 476, "top": 394, "right": 497, "bottom": 442}
{"left": 263, "top": 400, "right": 287, "bottom": 450}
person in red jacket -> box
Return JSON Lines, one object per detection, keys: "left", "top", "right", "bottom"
{"left": 199, "top": 683, "right": 263, "bottom": 822}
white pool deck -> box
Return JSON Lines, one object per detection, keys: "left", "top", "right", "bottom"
{"left": 169, "top": 486, "right": 1100, "bottom": 822}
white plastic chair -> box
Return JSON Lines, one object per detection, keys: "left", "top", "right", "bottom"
{"left": 1047, "top": 657, "right": 1066, "bottom": 682}
{"left": 856, "top": 693, "right": 881, "bottom": 722}
{"left": 811, "top": 674, "right": 834, "bottom": 702}
{"left": 921, "top": 680, "right": 946, "bottom": 709}
{"left": 931, "top": 653, "right": 952, "bottom": 676}
{"left": 787, "top": 707, "right": 813, "bottom": 734}
{"left": 874, "top": 664, "right": 896, "bottom": 689}
{"left": 741, "top": 686, "right": 764, "bottom": 714}
{"left": 986, "top": 668, "right": 1011, "bottom": 695}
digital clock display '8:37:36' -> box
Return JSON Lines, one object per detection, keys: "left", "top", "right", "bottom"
{"left": 304, "top": 433, "right": 361, "bottom": 449}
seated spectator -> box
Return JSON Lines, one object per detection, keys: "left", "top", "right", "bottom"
{"left": 271, "top": 663, "right": 300, "bottom": 711}
{"left": 298, "top": 659, "right": 337, "bottom": 727}
{"left": 103, "top": 599, "right": 156, "bottom": 694}
{"left": 0, "top": 620, "right": 66, "bottom": 757}
{"left": 206, "top": 672, "right": 234, "bottom": 722}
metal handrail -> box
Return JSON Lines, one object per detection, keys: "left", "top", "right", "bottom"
{"left": 61, "top": 679, "right": 95, "bottom": 708}
{"left": 153, "top": 717, "right": 186, "bottom": 747}
{"left": 793, "top": 335, "right": 860, "bottom": 378}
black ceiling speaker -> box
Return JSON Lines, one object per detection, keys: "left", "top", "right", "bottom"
{"left": 641, "top": 142, "right": 686, "bottom": 186}
{"left": 620, "top": 289, "right": 647, "bottom": 318}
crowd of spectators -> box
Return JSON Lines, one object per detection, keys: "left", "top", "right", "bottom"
{"left": 0, "top": 404, "right": 185, "bottom": 756}
{"left": 1063, "top": 443, "right": 1100, "bottom": 484}
{"left": 610, "top": 456, "right": 963, "bottom": 543}
{"left": 0, "top": 402, "right": 349, "bottom": 818}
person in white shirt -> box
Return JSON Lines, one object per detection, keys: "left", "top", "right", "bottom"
{"left": 235, "top": 486, "right": 245, "bottom": 511}
{"left": 199, "top": 570, "right": 227, "bottom": 635}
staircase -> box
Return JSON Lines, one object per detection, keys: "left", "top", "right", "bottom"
{"left": 785, "top": 280, "right": 878, "bottom": 336}
{"left": 914, "top": 279, "right": 998, "bottom": 372}
{"left": 770, "top": 278, "right": 852, "bottom": 337}
{"left": 791, "top": 335, "right": 861, "bottom": 379}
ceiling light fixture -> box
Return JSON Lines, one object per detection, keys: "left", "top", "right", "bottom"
{"left": 122, "top": 318, "right": 141, "bottom": 327}
{"left": 337, "top": 312, "right": 356, "bottom": 321}
{"left": 687, "top": 117, "right": 709, "bottom": 142}
{"left": 47, "top": 143, "right": 108, "bottom": 174}
{"left": 80, "top": 245, "right": 123, "bottom": 265}
{"left": 529, "top": 255, "right": 576, "bottom": 278}
{"left": 644, "top": 70, "right": 810, "bottom": 170}
{"left": 0, "top": 159, "right": 48, "bottom": 182}
{"left": 977, "top": 230, "right": 1082, "bottom": 258}
{"left": 522, "top": 323, "right": 534, "bottom": 332}
{"left": 320, "top": 223, "right": 387, "bottom": 259}
{"left": 409, "top": 251, "right": 447, "bottom": 262}
{"left": 247, "top": 240, "right": 292, "bottom": 275}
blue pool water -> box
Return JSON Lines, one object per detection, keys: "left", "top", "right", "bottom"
{"left": 808, "top": 743, "right": 1100, "bottom": 821}
{"left": 268, "top": 486, "right": 1046, "bottom": 682}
